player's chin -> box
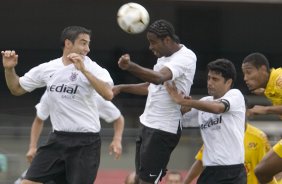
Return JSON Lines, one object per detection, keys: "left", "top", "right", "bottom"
{"left": 207, "top": 89, "right": 215, "bottom": 96}
{"left": 246, "top": 84, "right": 254, "bottom": 91}
{"left": 248, "top": 86, "right": 256, "bottom": 92}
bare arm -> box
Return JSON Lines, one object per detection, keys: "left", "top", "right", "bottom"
{"left": 68, "top": 53, "right": 113, "bottom": 100}
{"left": 183, "top": 100, "right": 226, "bottom": 114}
{"left": 118, "top": 54, "right": 172, "bottom": 85}
{"left": 82, "top": 70, "right": 113, "bottom": 100}
{"left": 255, "top": 149, "right": 282, "bottom": 184}
{"left": 248, "top": 105, "right": 282, "bottom": 116}
{"left": 113, "top": 82, "right": 149, "bottom": 96}
{"left": 109, "top": 115, "right": 124, "bottom": 160}
{"left": 165, "top": 82, "right": 226, "bottom": 114}
{"left": 26, "top": 116, "right": 44, "bottom": 163}
{"left": 184, "top": 160, "right": 204, "bottom": 184}
{"left": 2, "top": 50, "right": 27, "bottom": 96}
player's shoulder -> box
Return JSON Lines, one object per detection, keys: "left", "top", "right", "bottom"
{"left": 177, "top": 45, "right": 197, "bottom": 60}
{"left": 272, "top": 67, "right": 282, "bottom": 75}
{"left": 83, "top": 56, "right": 103, "bottom": 68}
{"left": 245, "top": 124, "right": 268, "bottom": 142}
{"left": 42, "top": 57, "right": 62, "bottom": 66}
{"left": 33, "top": 57, "right": 62, "bottom": 72}
{"left": 227, "top": 88, "right": 243, "bottom": 96}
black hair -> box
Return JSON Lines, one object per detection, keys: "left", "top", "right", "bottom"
{"left": 207, "top": 58, "right": 237, "bottom": 88}
{"left": 60, "top": 26, "right": 91, "bottom": 49}
{"left": 147, "top": 19, "right": 180, "bottom": 43}
{"left": 242, "top": 52, "right": 270, "bottom": 73}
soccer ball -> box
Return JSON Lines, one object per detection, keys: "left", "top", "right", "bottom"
{"left": 117, "top": 2, "right": 150, "bottom": 34}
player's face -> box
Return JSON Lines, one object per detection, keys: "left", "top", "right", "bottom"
{"left": 242, "top": 62, "right": 265, "bottom": 91}
{"left": 207, "top": 71, "right": 231, "bottom": 99}
{"left": 147, "top": 32, "right": 169, "bottom": 58}
{"left": 70, "top": 33, "right": 90, "bottom": 56}
{"left": 166, "top": 174, "right": 182, "bottom": 184}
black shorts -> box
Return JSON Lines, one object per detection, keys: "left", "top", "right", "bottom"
{"left": 25, "top": 131, "right": 101, "bottom": 184}
{"left": 135, "top": 124, "right": 181, "bottom": 183}
{"left": 197, "top": 164, "right": 247, "bottom": 184}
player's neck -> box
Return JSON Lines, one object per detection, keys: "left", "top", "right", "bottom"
{"left": 62, "top": 55, "right": 73, "bottom": 66}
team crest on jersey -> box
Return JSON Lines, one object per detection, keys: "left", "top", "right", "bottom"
{"left": 70, "top": 72, "right": 78, "bottom": 82}
{"left": 276, "top": 76, "right": 282, "bottom": 89}
{"left": 248, "top": 142, "right": 257, "bottom": 150}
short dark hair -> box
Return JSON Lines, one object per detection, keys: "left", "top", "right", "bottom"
{"left": 242, "top": 52, "right": 270, "bottom": 73}
{"left": 60, "top": 26, "right": 91, "bottom": 48}
{"left": 147, "top": 19, "right": 180, "bottom": 43}
{"left": 207, "top": 58, "right": 237, "bottom": 87}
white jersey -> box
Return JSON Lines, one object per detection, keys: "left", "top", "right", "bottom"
{"left": 20, "top": 56, "right": 113, "bottom": 133}
{"left": 95, "top": 95, "right": 121, "bottom": 123}
{"left": 36, "top": 93, "right": 121, "bottom": 124}
{"left": 140, "top": 45, "right": 196, "bottom": 134}
{"left": 184, "top": 89, "right": 245, "bottom": 166}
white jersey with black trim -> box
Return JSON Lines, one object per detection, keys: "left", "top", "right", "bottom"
{"left": 140, "top": 45, "right": 197, "bottom": 134}
{"left": 20, "top": 56, "right": 113, "bottom": 133}
{"left": 184, "top": 89, "right": 245, "bottom": 166}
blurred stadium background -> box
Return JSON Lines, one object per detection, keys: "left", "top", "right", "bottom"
{"left": 1, "top": 0, "right": 282, "bottom": 183}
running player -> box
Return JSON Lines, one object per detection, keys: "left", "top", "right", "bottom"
{"left": 166, "top": 59, "right": 246, "bottom": 184}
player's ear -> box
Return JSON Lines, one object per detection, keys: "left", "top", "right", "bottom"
{"left": 226, "top": 78, "right": 233, "bottom": 88}
{"left": 259, "top": 65, "right": 268, "bottom": 72}
{"left": 163, "top": 36, "right": 171, "bottom": 44}
{"left": 64, "top": 39, "right": 72, "bottom": 48}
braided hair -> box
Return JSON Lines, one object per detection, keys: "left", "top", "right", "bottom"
{"left": 147, "top": 19, "right": 180, "bottom": 43}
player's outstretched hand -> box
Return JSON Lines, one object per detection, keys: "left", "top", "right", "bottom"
{"left": 165, "top": 81, "right": 185, "bottom": 104}
{"left": 118, "top": 54, "right": 131, "bottom": 70}
{"left": 1, "top": 50, "right": 18, "bottom": 69}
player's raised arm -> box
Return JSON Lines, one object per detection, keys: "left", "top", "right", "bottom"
{"left": 2, "top": 50, "right": 27, "bottom": 96}
{"left": 67, "top": 53, "right": 113, "bottom": 101}
{"left": 118, "top": 54, "right": 172, "bottom": 85}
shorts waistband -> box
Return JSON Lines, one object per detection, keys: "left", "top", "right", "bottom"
{"left": 206, "top": 164, "right": 244, "bottom": 170}
{"left": 53, "top": 130, "right": 99, "bottom": 136}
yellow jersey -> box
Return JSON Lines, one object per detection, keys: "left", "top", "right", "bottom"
{"left": 273, "top": 140, "right": 282, "bottom": 158}
{"left": 264, "top": 68, "right": 282, "bottom": 157}
{"left": 195, "top": 124, "right": 277, "bottom": 184}
{"left": 264, "top": 68, "right": 282, "bottom": 105}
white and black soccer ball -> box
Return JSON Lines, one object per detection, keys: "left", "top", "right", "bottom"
{"left": 117, "top": 2, "right": 150, "bottom": 34}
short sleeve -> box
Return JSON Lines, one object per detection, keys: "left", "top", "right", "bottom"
{"left": 19, "top": 64, "right": 46, "bottom": 92}
{"left": 96, "top": 95, "right": 121, "bottom": 123}
{"left": 84, "top": 57, "right": 114, "bottom": 86}
{"left": 35, "top": 92, "right": 50, "bottom": 121}
{"left": 164, "top": 52, "right": 196, "bottom": 80}
{"left": 220, "top": 89, "right": 245, "bottom": 112}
